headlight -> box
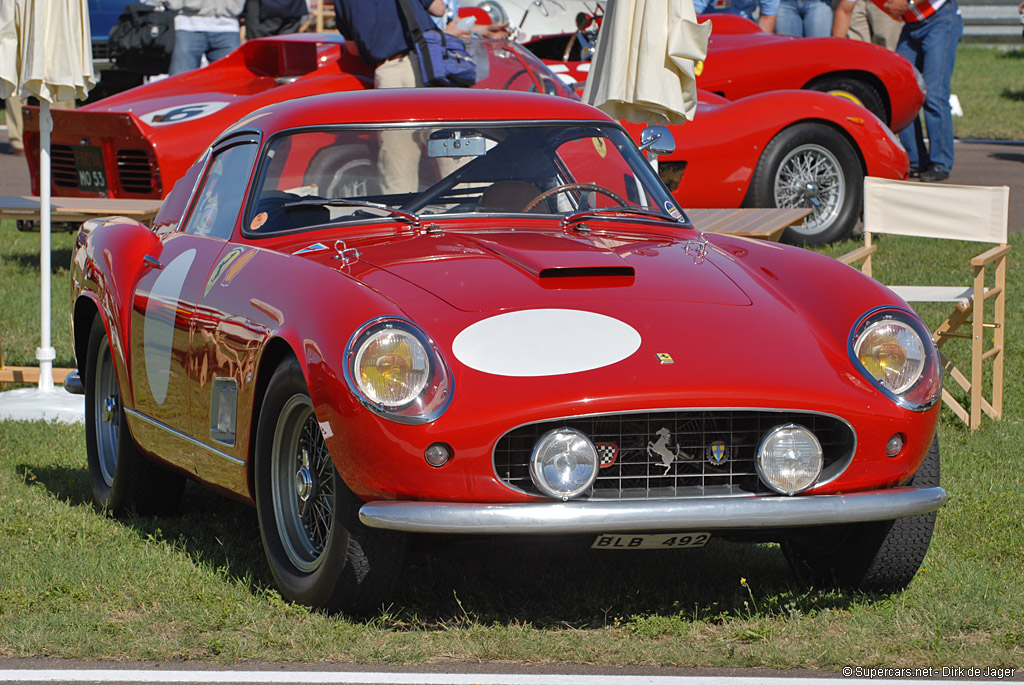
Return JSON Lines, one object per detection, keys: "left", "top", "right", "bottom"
{"left": 477, "top": 1, "right": 507, "bottom": 24}
{"left": 850, "top": 307, "right": 941, "bottom": 410}
{"left": 345, "top": 317, "right": 452, "bottom": 423}
{"left": 757, "top": 424, "right": 823, "bottom": 495}
{"left": 530, "top": 428, "right": 598, "bottom": 500}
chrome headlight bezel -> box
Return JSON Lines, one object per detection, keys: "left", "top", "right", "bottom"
{"left": 344, "top": 317, "right": 452, "bottom": 424}
{"left": 849, "top": 306, "right": 941, "bottom": 411}
{"left": 477, "top": 0, "right": 508, "bottom": 24}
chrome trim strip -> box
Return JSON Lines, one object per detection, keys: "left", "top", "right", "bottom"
{"left": 125, "top": 408, "right": 246, "bottom": 466}
{"left": 359, "top": 487, "right": 946, "bottom": 535}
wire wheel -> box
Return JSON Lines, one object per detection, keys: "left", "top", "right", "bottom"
{"left": 270, "top": 394, "right": 336, "bottom": 573}
{"left": 772, "top": 142, "right": 845, "bottom": 238}
{"left": 91, "top": 333, "right": 121, "bottom": 487}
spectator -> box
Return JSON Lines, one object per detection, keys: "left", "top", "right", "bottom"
{"left": 166, "top": 0, "right": 246, "bottom": 75}
{"left": 834, "top": 0, "right": 962, "bottom": 182}
{"left": 333, "top": 0, "right": 447, "bottom": 194}
{"left": 694, "top": 0, "right": 778, "bottom": 33}
{"left": 3, "top": 94, "right": 23, "bottom": 155}
{"left": 244, "top": 0, "right": 308, "bottom": 38}
{"left": 432, "top": 0, "right": 509, "bottom": 38}
{"left": 776, "top": 0, "right": 832, "bottom": 37}
{"left": 832, "top": 0, "right": 902, "bottom": 49}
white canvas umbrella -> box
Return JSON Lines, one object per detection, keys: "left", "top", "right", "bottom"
{"left": 1, "top": 0, "right": 95, "bottom": 398}
{"left": 583, "top": 0, "right": 711, "bottom": 127}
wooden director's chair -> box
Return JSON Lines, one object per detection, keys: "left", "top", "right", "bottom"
{"left": 840, "top": 176, "right": 1011, "bottom": 430}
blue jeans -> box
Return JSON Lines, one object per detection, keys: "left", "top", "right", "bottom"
{"left": 775, "top": 0, "right": 833, "bottom": 37}
{"left": 896, "top": 0, "right": 963, "bottom": 172}
{"left": 169, "top": 30, "right": 240, "bottom": 75}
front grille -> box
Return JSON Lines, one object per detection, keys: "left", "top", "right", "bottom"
{"left": 51, "top": 144, "right": 79, "bottom": 188}
{"left": 116, "top": 149, "right": 154, "bottom": 194}
{"left": 493, "top": 410, "right": 855, "bottom": 500}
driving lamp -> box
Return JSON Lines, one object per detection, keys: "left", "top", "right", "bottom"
{"left": 530, "top": 428, "right": 599, "bottom": 500}
{"left": 757, "top": 424, "right": 823, "bottom": 495}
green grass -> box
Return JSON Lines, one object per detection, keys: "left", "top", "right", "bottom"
{"left": 1, "top": 220, "right": 1023, "bottom": 668}
{"left": 0, "top": 225, "right": 76, "bottom": 369}
{"left": 952, "top": 46, "right": 1024, "bottom": 140}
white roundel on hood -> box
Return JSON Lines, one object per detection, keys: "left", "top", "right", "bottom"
{"left": 452, "top": 309, "right": 641, "bottom": 377}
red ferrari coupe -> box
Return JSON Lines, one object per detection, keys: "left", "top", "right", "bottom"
{"left": 68, "top": 89, "right": 944, "bottom": 614}
{"left": 23, "top": 33, "right": 907, "bottom": 245}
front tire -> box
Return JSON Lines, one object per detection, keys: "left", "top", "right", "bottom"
{"left": 747, "top": 122, "right": 863, "bottom": 246}
{"left": 781, "top": 434, "right": 940, "bottom": 592}
{"left": 254, "top": 356, "right": 407, "bottom": 614}
{"left": 84, "top": 315, "right": 184, "bottom": 515}
{"left": 807, "top": 76, "right": 888, "bottom": 127}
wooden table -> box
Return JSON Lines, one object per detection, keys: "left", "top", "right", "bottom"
{"left": 687, "top": 207, "right": 813, "bottom": 242}
{"left": 0, "top": 196, "right": 164, "bottom": 226}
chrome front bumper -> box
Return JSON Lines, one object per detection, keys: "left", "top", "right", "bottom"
{"left": 359, "top": 486, "right": 946, "bottom": 534}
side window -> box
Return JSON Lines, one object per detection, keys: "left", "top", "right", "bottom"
{"left": 182, "top": 142, "right": 258, "bottom": 239}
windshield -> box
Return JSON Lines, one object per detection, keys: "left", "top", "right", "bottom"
{"left": 244, "top": 122, "right": 685, "bottom": 234}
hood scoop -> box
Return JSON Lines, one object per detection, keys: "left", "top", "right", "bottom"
{"left": 357, "top": 228, "right": 750, "bottom": 313}
{"left": 539, "top": 265, "right": 635, "bottom": 279}
{"left": 471, "top": 233, "right": 633, "bottom": 280}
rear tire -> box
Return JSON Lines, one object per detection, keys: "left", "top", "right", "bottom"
{"left": 781, "top": 434, "right": 940, "bottom": 592}
{"left": 84, "top": 315, "right": 185, "bottom": 515}
{"left": 254, "top": 356, "right": 407, "bottom": 614}
{"left": 748, "top": 122, "right": 863, "bottom": 246}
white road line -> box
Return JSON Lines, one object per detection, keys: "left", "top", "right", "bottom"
{"left": 0, "top": 673, "right": 1016, "bottom": 685}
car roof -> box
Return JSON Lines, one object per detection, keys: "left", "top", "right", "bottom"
{"left": 225, "top": 89, "right": 616, "bottom": 138}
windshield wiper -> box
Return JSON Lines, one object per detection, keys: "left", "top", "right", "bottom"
{"left": 283, "top": 197, "right": 421, "bottom": 226}
{"left": 563, "top": 205, "right": 686, "bottom": 226}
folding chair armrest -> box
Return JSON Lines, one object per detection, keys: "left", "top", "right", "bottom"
{"left": 838, "top": 244, "right": 877, "bottom": 269}
{"left": 971, "top": 243, "right": 1011, "bottom": 267}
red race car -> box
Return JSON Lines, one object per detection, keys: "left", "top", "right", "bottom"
{"left": 23, "top": 35, "right": 572, "bottom": 201}
{"left": 24, "top": 33, "right": 907, "bottom": 245}
{"left": 68, "top": 89, "right": 944, "bottom": 614}
{"left": 529, "top": 11, "right": 925, "bottom": 133}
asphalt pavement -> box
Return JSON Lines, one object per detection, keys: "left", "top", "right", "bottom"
{"left": 2, "top": 126, "right": 1022, "bottom": 233}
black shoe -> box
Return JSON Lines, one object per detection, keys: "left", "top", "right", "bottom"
{"left": 918, "top": 164, "right": 949, "bottom": 183}
{"left": 909, "top": 167, "right": 921, "bottom": 179}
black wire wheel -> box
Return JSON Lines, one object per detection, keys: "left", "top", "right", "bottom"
{"left": 84, "top": 314, "right": 184, "bottom": 515}
{"left": 748, "top": 123, "right": 863, "bottom": 246}
{"left": 255, "top": 356, "right": 407, "bottom": 614}
{"left": 781, "top": 434, "right": 941, "bottom": 593}
{"left": 269, "top": 393, "right": 336, "bottom": 573}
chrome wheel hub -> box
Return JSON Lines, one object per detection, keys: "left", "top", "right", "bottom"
{"left": 773, "top": 143, "right": 845, "bottom": 236}
{"left": 102, "top": 396, "right": 118, "bottom": 424}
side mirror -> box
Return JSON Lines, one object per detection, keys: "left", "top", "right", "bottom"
{"left": 639, "top": 125, "right": 675, "bottom": 156}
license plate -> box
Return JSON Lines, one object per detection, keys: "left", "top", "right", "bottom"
{"left": 591, "top": 532, "right": 711, "bottom": 550}
{"left": 73, "top": 145, "right": 108, "bottom": 193}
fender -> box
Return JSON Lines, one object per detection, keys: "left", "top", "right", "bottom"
{"left": 72, "top": 218, "right": 160, "bottom": 409}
